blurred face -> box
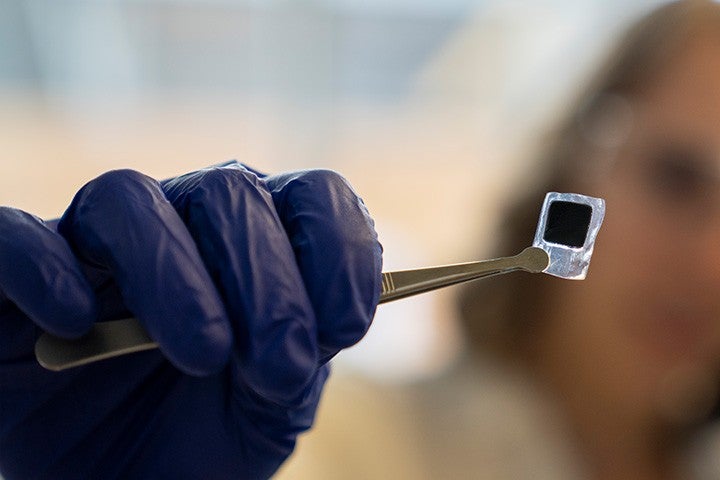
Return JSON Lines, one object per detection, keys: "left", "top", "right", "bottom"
{"left": 540, "top": 31, "right": 720, "bottom": 429}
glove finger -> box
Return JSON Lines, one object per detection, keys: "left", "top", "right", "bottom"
{"left": 163, "top": 164, "right": 318, "bottom": 404}
{"left": 57, "top": 169, "right": 233, "bottom": 376}
{"left": 265, "top": 169, "right": 382, "bottom": 362}
{"left": 0, "top": 207, "right": 96, "bottom": 338}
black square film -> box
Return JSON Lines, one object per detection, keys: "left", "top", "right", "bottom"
{"left": 543, "top": 201, "right": 592, "bottom": 248}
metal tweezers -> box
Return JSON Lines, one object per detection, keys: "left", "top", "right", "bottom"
{"left": 34, "top": 192, "right": 605, "bottom": 371}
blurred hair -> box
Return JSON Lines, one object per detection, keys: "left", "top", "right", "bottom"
{"left": 458, "top": 0, "right": 720, "bottom": 363}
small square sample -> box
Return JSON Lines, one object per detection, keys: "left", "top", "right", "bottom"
{"left": 543, "top": 201, "right": 592, "bottom": 248}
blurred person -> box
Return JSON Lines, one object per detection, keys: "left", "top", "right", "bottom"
{"left": 459, "top": 0, "right": 720, "bottom": 478}
{"left": 278, "top": 1, "right": 720, "bottom": 479}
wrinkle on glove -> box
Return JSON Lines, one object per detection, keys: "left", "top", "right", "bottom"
{"left": 59, "top": 169, "right": 233, "bottom": 376}
{"left": 266, "top": 169, "right": 382, "bottom": 362}
{"left": 164, "top": 165, "right": 318, "bottom": 403}
{"left": 0, "top": 207, "right": 97, "bottom": 339}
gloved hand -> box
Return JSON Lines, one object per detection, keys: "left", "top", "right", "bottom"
{"left": 0, "top": 161, "right": 382, "bottom": 479}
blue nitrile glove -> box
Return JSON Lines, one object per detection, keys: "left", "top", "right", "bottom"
{"left": 0, "top": 161, "right": 382, "bottom": 479}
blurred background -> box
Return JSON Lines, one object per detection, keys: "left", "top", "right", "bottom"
{"left": 0, "top": 0, "right": 682, "bottom": 476}
{"left": 0, "top": 0, "right": 667, "bottom": 382}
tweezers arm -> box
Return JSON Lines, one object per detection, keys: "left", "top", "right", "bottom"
{"left": 35, "top": 247, "right": 548, "bottom": 371}
{"left": 379, "top": 246, "right": 548, "bottom": 304}
{"left": 35, "top": 319, "right": 158, "bottom": 371}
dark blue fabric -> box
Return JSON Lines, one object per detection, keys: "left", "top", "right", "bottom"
{"left": 0, "top": 162, "right": 382, "bottom": 479}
